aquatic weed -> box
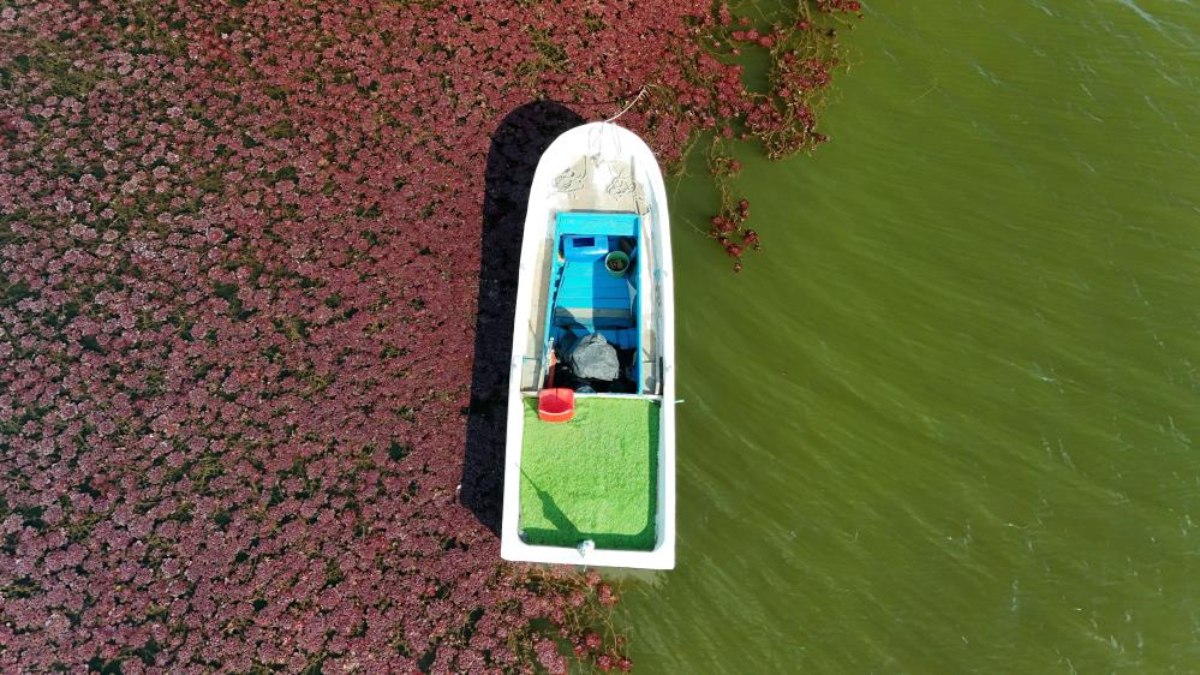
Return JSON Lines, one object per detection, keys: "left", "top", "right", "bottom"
{"left": 0, "top": 0, "right": 859, "bottom": 671}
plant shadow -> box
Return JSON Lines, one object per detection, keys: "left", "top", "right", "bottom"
{"left": 459, "top": 101, "right": 585, "bottom": 534}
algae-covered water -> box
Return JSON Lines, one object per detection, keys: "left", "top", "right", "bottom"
{"left": 625, "top": 1, "right": 1200, "bottom": 671}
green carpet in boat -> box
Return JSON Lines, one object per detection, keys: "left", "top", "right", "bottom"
{"left": 519, "top": 396, "right": 659, "bottom": 551}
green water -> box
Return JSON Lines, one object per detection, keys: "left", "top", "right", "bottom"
{"left": 625, "top": 1, "right": 1200, "bottom": 671}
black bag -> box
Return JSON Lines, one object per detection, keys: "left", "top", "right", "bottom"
{"left": 567, "top": 333, "right": 619, "bottom": 382}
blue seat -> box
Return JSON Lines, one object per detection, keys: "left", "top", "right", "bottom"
{"left": 549, "top": 211, "right": 640, "bottom": 333}
{"left": 554, "top": 257, "right": 635, "bottom": 329}
{"left": 556, "top": 211, "right": 639, "bottom": 238}
{"left": 563, "top": 234, "right": 607, "bottom": 262}
{"left": 598, "top": 327, "right": 639, "bottom": 350}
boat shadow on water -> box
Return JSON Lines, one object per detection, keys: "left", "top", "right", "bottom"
{"left": 459, "top": 101, "right": 584, "bottom": 534}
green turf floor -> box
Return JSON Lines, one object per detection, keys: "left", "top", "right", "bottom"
{"left": 519, "top": 396, "right": 660, "bottom": 551}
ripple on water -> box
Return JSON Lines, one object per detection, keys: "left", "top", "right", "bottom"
{"left": 621, "top": 1, "right": 1200, "bottom": 672}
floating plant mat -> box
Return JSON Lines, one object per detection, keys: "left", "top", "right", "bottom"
{"left": 519, "top": 397, "right": 659, "bottom": 551}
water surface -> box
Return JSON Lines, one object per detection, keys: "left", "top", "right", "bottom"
{"left": 625, "top": 1, "right": 1200, "bottom": 671}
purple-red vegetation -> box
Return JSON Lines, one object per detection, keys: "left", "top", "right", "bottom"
{"left": 1, "top": 0, "right": 854, "bottom": 671}
{"left": 700, "top": 3, "right": 859, "bottom": 268}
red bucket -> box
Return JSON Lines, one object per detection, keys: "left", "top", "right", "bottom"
{"left": 537, "top": 388, "right": 575, "bottom": 423}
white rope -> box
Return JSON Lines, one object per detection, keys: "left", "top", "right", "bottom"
{"left": 592, "top": 88, "right": 646, "bottom": 162}
{"left": 602, "top": 86, "right": 647, "bottom": 123}
{"left": 552, "top": 161, "right": 585, "bottom": 193}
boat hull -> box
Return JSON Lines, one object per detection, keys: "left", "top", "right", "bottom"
{"left": 499, "top": 122, "right": 675, "bottom": 570}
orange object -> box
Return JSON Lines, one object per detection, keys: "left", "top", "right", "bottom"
{"left": 537, "top": 388, "right": 575, "bottom": 423}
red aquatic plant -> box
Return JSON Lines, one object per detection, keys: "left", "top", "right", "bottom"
{"left": 692, "top": 0, "right": 859, "bottom": 268}
{"left": 0, "top": 0, "right": 857, "bottom": 671}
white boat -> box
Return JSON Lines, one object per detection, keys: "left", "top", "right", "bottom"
{"left": 499, "top": 121, "right": 675, "bottom": 570}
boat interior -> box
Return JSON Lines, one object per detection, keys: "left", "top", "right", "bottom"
{"left": 519, "top": 211, "right": 660, "bottom": 552}
{"left": 541, "top": 210, "right": 642, "bottom": 394}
